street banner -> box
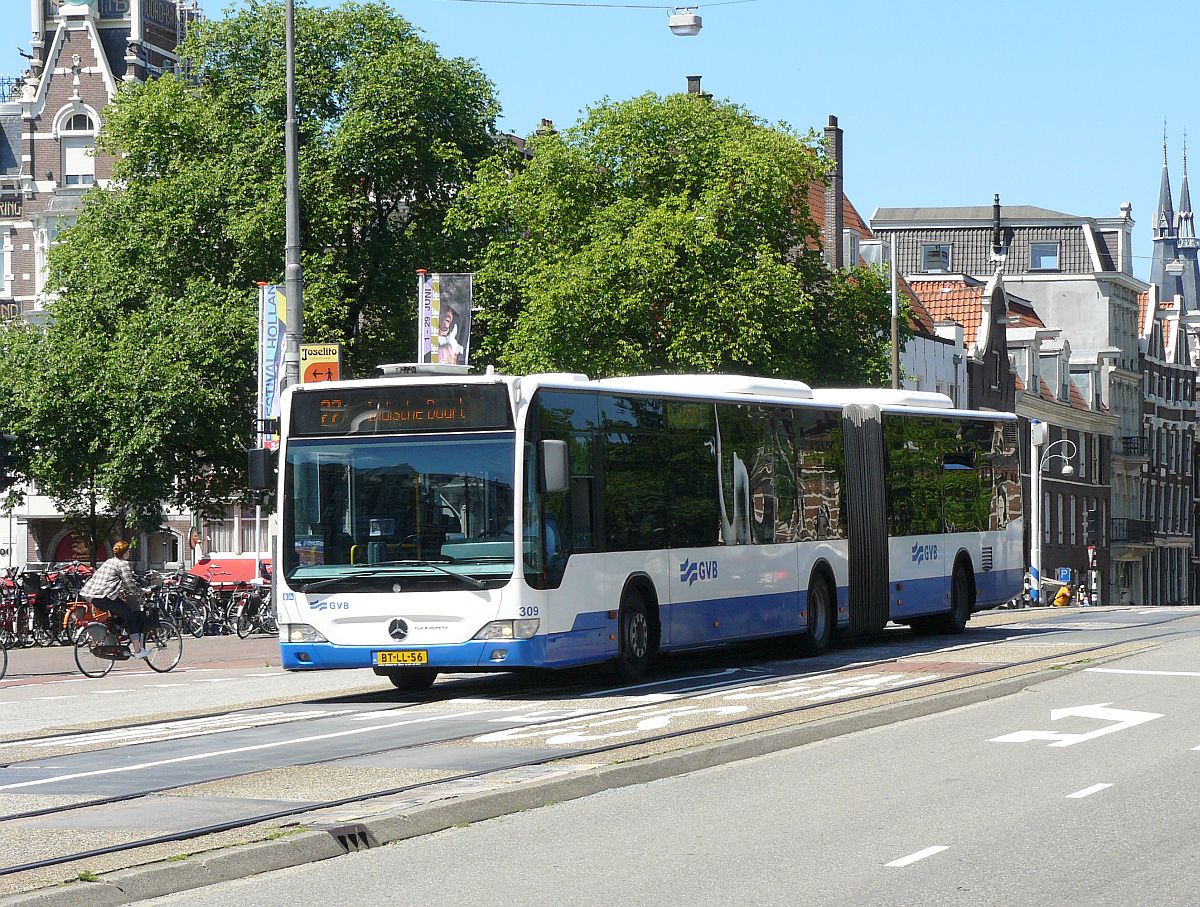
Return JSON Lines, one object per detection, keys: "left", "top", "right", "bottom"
{"left": 257, "top": 284, "right": 286, "bottom": 448}
{"left": 417, "top": 271, "right": 472, "bottom": 365}
{"left": 301, "top": 343, "right": 342, "bottom": 383}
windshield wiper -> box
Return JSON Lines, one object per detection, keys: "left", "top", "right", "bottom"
{"left": 300, "top": 571, "right": 392, "bottom": 593}
{"left": 298, "top": 560, "right": 487, "bottom": 593}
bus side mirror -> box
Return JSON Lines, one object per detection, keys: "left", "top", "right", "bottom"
{"left": 248, "top": 447, "right": 277, "bottom": 492}
{"left": 541, "top": 440, "right": 569, "bottom": 494}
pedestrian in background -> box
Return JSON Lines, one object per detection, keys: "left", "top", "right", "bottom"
{"left": 1053, "top": 582, "right": 1073, "bottom": 608}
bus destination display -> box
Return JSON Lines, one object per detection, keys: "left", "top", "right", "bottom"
{"left": 291, "top": 385, "right": 513, "bottom": 435}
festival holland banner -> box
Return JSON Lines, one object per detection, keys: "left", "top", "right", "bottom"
{"left": 257, "top": 284, "right": 287, "bottom": 447}
{"left": 417, "top": 271, "right": 473, "bottom": 366}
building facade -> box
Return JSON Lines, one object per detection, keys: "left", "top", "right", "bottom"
{"left": 872, "top": 201, "right": 1145, "bottom": 604}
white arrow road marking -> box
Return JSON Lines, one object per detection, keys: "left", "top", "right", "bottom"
{"left": 885, "top": 846, "right": 949, "bottom": 867}
{"left": 1067, "top": 783, "right": 1113, "bottom": 799}
{"left": 989, "top": 703, "right": 1163, "bottom": 748}
{"left": 1086, "top": 668, "right": 1200, "bottom": 678}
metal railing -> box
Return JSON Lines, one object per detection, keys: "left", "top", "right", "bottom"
{"left": 1110, "top": 518, "right": 1152, "bottom": 543}
{"left": 1120, "top": 436, "right": 1147, "bottom": 456}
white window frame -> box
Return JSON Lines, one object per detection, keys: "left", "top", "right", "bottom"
{"left": 1030, "top": 241, "right": 1060, "bottom": 271}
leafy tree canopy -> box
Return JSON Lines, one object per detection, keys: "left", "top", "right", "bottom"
{"left": 0, "top": 0, "right": 501, "bottom": 535}
{"left": 450, "top": 92, "right": 902, "bottom": 385}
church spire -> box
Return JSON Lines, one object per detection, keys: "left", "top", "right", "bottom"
{"left": 1157, "top": 122, "right": 1176, "bottom": 240}
{"left": 1179, "top": 132, "right": 1194, "bottom": 241}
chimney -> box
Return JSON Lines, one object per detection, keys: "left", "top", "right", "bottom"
{"left": 992, "top": 193, "right": 1003, "bottom": 256}
{"left": 823, "top": 115, "right": 844, "bottom": 270}
{"left": 685, "top": 75, "right": 711, "bottom": 100}
{"left": 535, "top": 118, "right": 557, "bottom": 136}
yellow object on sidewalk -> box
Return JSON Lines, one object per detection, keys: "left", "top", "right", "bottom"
{"left": 1053, "top": 586, "right": 1072, "bottom": 608}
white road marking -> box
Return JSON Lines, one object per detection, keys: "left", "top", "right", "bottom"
{"left": 32, "top": 696, "right": 75, "bottom": 701}
{"left": 246, "top": 672, "right": 285, "bottom": 677}
{"left": 582, "top": 669, "right": 741, "bottom": 697}
{"left": 1067, "top": 783, "right": 1113, "bottom": 799}
{"left": 990, "top": 703, "right": 1163, "bottom": 748}
{"left": 0, "top": 709, "right": 359, "bottom": 749}
{"left": 0, "top": 709, "right": 488, "bottom": 790}
{"left": 89, "top": 689, "right": 134, "bottom": 695}
{"left": 1086, "top": 668, "right": 1200, "bottom": 678}
{"left": 885, "top": 846, "right": 949, "bottom": 867}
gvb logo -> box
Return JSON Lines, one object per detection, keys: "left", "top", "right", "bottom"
{"left": 911, "top": 543, "right": 938, "bottom": 565}
{"left": 680, "top": 558, "right": 718, "bottom": 587}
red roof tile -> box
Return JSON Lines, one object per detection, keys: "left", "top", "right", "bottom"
{"left": 910, "top": 281, "right": 986, "bottom": 346}
{"left": 1068, "top": 382, "right": 1088, "bottom": 410}
{"left": 1014, "top": 373, "right": 1026, "bottom": 392}
{"left": 1008, "top": 296, "right": 1045, "bottom": 329}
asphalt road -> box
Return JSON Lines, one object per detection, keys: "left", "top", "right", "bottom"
{"left": 140, "top": 610, "right": 1200, "bottom": 907}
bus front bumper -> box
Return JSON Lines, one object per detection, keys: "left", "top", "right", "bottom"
{"left": 281, "top": 628, "right": 609, "bottom": 672}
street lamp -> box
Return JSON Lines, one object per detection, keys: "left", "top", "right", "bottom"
{"left": 668, "top": 8, "right": 702, "bottom": 36}
{"left": 1029, "top": 419, "right": 1076, "bottom": 604}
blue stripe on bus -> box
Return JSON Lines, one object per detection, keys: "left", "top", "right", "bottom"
{"left": 283, "top": 566, "right": 1020, "bottom": 672}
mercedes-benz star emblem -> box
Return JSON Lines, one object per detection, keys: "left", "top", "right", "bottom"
{"left": 388, "top": 618, "right": 409, "bottom": 641}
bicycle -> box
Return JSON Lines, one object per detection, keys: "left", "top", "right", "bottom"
{"left": 228, "top": 582, "right": 277, "bottom": 638}
{"left": 72, "top": 604, "right": 183, "bottom": 677}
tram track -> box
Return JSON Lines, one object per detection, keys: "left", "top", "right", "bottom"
{"left": 1, "top": 626, "right": 1181, "bottom": 880}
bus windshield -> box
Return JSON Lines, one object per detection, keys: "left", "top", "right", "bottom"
{"left": 282, "top": 433, "right": 517, "bottom": 582}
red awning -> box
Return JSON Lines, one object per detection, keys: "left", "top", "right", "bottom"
{"left": 189, "top": 556, "right": 271, "bottom": 587}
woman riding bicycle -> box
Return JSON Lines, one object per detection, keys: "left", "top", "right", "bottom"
{"left": 79, "top": 541, "right": 150, "bottom": 659}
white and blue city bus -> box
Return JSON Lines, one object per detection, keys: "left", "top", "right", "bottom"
{"left": 273, "top": 366, "right": 1023, "bottom": 690}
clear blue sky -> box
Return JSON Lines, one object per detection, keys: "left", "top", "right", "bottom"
{"left": 2, "top": 0, "right": 1195, "bottom": 280}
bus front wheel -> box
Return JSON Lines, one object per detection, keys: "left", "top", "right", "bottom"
{"left": 614, "top": 589, "right": 653, "bottom": 683}
{"left": 382, "top": 667, "right": 439, "bottom": 692}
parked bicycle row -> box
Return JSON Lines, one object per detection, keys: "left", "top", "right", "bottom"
{"left": 0, "top": 562, "right": 277, "bottom": 650}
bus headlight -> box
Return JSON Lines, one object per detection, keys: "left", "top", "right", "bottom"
{"left": 474, "top": 619, "right": 539, "bottom": 641}
{"left": 285, "top": 624, "right": 329, "bottom": 644}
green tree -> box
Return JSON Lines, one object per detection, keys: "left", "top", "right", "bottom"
{"left": 450, "top": 92, "right": 899, "bottom": 384}
{"left": 0, "top": 1, "right": 501, "bottom": 542}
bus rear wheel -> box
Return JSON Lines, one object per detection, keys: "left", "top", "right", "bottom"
{"left": 797, "top": 573, "right": 834, "bottom": 656}
{"left": 614, "top": 589, "right": 652, "bottom": 683}
{"left": 382, "top": 668, "right": 438, "bottom": 692}
{"left": 938, "top": 561, "right": 974, "bottom": 633}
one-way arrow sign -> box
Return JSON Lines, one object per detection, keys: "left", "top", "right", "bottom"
{"left": 989, "top": 702, "right": 1163, "bottom": 748}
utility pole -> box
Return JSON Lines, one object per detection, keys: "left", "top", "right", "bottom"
{"left": 283, "top": 0, "right": 303, "bottom": 389}
{"left": 890, "top": 235, "right": 900, "bottom": 389}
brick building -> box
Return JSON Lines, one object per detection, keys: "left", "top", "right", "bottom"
{"left": 0, "top": 1, "right": 200, "bottom": 322}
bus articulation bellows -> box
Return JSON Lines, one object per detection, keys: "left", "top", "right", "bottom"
{"left": 273, "top": 368, "right": 1022, "bottom": 691}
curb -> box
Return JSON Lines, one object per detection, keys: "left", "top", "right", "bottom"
{"left": 2, "top": 661, "right": 1075, "bottom": 906}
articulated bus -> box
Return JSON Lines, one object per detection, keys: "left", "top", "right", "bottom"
{"left": 273, "top": 367, "right": 1023, "bottom": 690}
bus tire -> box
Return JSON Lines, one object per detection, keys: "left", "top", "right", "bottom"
{"left": 940, "top": 560, "right": 974, "bottom": 633}
{"left": 797, "top": 572, "right": 835, "bottom": 656}
{"left": 383, "top": 668, "right": 438, "bottom": 692}
{"left": 912, "top": 560, "right": 974, "bottom": 635}
{"left": 614, "top": 588, "right": 653, "bottom": 683}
